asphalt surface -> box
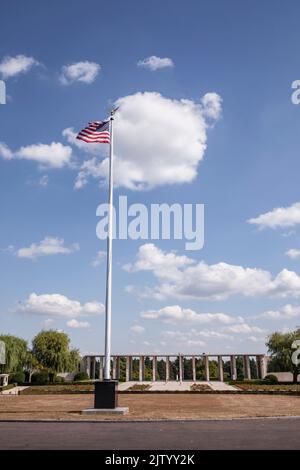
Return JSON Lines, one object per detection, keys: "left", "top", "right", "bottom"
{"left": 0, "top": 418, "right": 300, "bottom": 449}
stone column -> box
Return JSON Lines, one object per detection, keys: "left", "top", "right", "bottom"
{"left": 179, "top": 355, "right": 183, "bottom": 383}
{"left": 192, "top": 356, "right": 196, "bottom": 382}
{"left": 218, "top": 356, "right": 224, "bottom": 382}
{"left": 165, "top": 356, "right": 170, "bottom": 382}
{"left": 262, "top": 355, "right": 267, "bottom": 379}
{"left": 204, "top": 355, "right": 210, "bottom": 381}
{"left": 243, "top": 355, "right": 251, "bottom": 380}
{"left": 91, "top": 358, "right": 95, "bottom": 379}
{"left": 86, "top": 356, "right": 91, "bottom": 378}
{"left": 230, "top": 355, "right": 237, "bottom": 380}
{"left": 256, "top": 355, "right": 266, "bottom": 379}
{"left": 126, "top": 356, "right": 132, "bottom": 382}
{"left": 112, "top": 356, "right": 120, "bottom": 380}
{"left": 139, "top": 355, "right": 144, "bottom": 382}
{"left": 152, "top": 356, "right": 157, "bottom": 382}
{"left": 112, "top": 357, "right": 117, "bottom": 380}
{"left": 256, "top": 355, "right": 261, "bottom": 379}
{"left": 99, "top": 357, "right": 103, "bottom": 381}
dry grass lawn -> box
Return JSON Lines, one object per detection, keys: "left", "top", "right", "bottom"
{"left": 1, "top": 393, "right": 300, "bottom": 421}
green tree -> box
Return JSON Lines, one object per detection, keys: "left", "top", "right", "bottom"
{"left": 156, "top": 359, "right": 166, "bottom": 380}
{"left": 144, "top": 356, "right": 153, "bottom": 381}
{"left": 0, "top": 334, "right": 27, "bottom": 374}
{"left": 69, "top": 348, "right": 81, "bottom": 372}
{"left": 250, "top": 358, "right": 258, "bottom": 379}
{"left": 236, "top": 357, "right": 244, "bottom": 380}
{"left": 266, "top": 328, "right": 300, "bottom": 383}
{"left": 209, "top": 360, "right": 219, "bottom": 380}
{"left": 32, "top": 330, "right": 79, "bottom": 381}
{"left": 24, "top": 351, "right": 40, "bottom": 382}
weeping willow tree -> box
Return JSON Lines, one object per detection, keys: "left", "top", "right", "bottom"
{"left": 267, "top": 329, "right": 300, "bottom": 383}
{"left": 32, "top": 330, "right": 80, "bottom": 381}
{"left": 0, "top": 334, "right": 28, "bottom": 373}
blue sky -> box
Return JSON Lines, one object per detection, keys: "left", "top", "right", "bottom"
{"left": 1, "top": 0, "right": 300, "bottom": 355}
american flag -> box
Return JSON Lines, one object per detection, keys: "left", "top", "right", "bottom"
{"left": 76, "top": 120, "right": 110, "bottom": 144}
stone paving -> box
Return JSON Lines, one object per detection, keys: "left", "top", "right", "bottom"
{"left": 118, "top": 381, "right": 237, "bottom": 391}
{"left": 0, "top": 386, "right": 29, "bottom": 395}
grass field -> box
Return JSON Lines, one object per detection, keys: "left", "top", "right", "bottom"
{"left": 21, "top": 384, "right": 94, "bottom": 394}
{"left": 235, "top": 383, "right": 300, "bottom": 392}
{"left": 18, "top": 382, "right": 300, "bottom": 395}
{"left": 2, "top": 393, "right": 300, "bottom": 421}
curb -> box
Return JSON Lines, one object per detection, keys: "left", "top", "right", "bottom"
{"left": 1, "top": 415, "right": 300, "bottom": 424}
{"left": 17, "top": 389, "right": 300, "bottom": 396}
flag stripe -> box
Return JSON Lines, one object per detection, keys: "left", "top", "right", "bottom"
{"left": 80, "top": 128, "right": 110, "bottom": 136}
{"left": 79, "top": 130, "right": 110, "bottom": 139}
{"left": 76, "top": 120, "right": 110, "bottom": 144}
{"left": 77, "top": 136, "right": 110, "bottom": 144}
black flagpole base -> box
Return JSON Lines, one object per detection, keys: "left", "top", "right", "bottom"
{"left": 94, "top": 379, "right": 118, "bottom": 409}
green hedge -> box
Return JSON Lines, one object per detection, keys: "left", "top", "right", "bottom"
{"left": 264, "top": 374, "right": 279, "bottom": 384}
{"left": 73, "top": 372, "right": 89, "bottom": 381}
{"left": 8, "top": 371, "right": 25, "bottom": 385}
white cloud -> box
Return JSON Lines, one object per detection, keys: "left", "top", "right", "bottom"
{"left": 137, "top": 55, "right": 174, "bottom": 71}
{"left": 15, "top": 236, "right": 79, "bottom": 260}
{"left": 66, "top": 91, "right": 222, "bottom": 190}
{"left": 161, "top": 324, "right": 265, "bottom": 346}
{"left": 90, "top": 250, "right": 106, "bottom": 267}
{"left": 60, "top": 61, "right": 100, "bottom": 85}
{"left": 17, "top": 293, "right": 104, "bottom": 318}
{"left": 160, "top": 330, "right": 206, "bottom": 348}
{"left": 0, "top": 54, "right": 39, "bottom": 79}
{"left": 38, "top": 175, "right": 49, "bottom": 187}
{"left": 126, "top": 243, "right": 300, "bottom": 300}
{"left": 201, "top": 92, "right": 223, "bottom": 120}
{"left": 66, "top": 319, "right": 90, "bottom": 329}
{"left": 286, "top": 248, "right": 300, "bottom": 259}
{"left": 141, "top": 305, "right": 239, "bottom": 324}
{"left": 186, "top": 340, "right": 206, "bottom": 347}
{"left": 0, "top": 142, "right": 13, "bottom": 159}
{"left": 248, "top": 202, "right": 300, "bottom": 229}
{"left": 123, "top": 243, "right": 194, "bottom": 281}
{"left": 262, "top": 304, "right": 300, "bottom": 319}
{"left": 224, "top": 323, "right": 264, "bottom": 334}
{"left": 163, "top": 329, "right": 233, "bottom": 341}
{"left": 73, "top": 157, "right": 102, "bottom": 189}
{"left": 0, "top": 141, "right": 73, "bottom": 169}
{"left": 130, "top": 325, "right": 145, "bottom": 334}
{"left": 16, "top": 142, "right": 72, "bottom": 168}
{"left": 246, "top": 336, "right": 266, "bottom": 343}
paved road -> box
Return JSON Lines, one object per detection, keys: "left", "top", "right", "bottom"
{"left": 0, "top": 418, "right": 300, "bottom": 449}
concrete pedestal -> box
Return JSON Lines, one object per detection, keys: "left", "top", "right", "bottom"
{"left": 81, "top": 407, "right": 128, "bottom": 415}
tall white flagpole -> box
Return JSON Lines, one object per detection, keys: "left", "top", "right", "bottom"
{"left": 104, "top": 110, "right": 114, "bottom": 381}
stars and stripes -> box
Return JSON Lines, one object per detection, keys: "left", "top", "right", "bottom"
{"left": 76, "top": 120, "right": 110, "bottom": 144}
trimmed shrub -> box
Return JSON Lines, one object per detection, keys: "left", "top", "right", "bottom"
{"left": 55, "top": 376, "right": 65, "bottom": 383}
{"left": 264, "top": 374, "right": 279, "bottom": 384}
{"left": 31, "top": 370, "right": 50, "bottom": 384}
{"left": 8, "top": 371, "right": 25, "bottom": 385}
{"left": 74, "top": 372, "right": 90, "bottom": 381}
